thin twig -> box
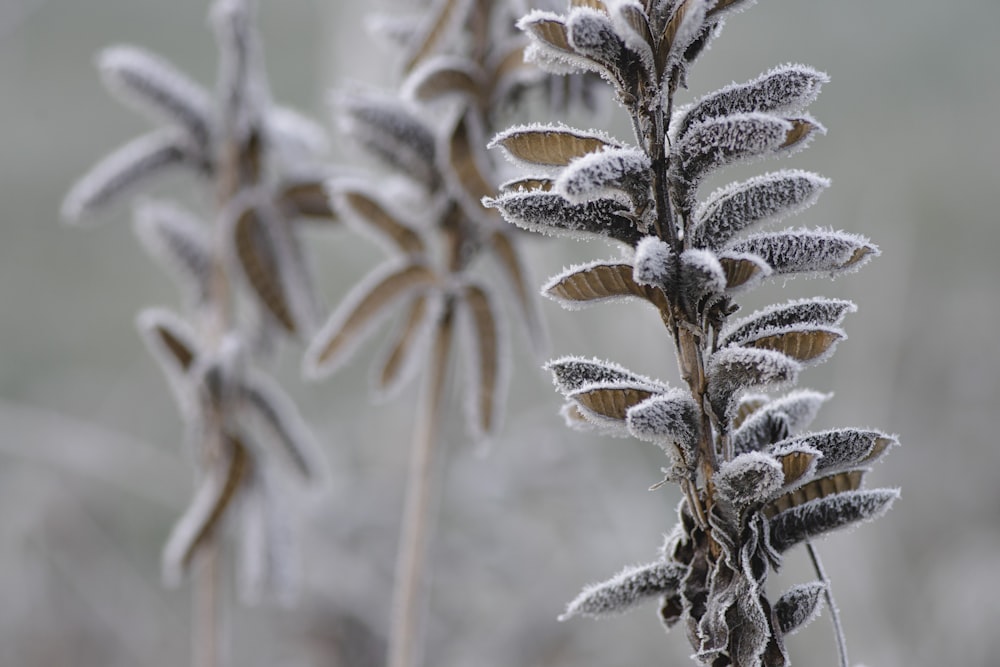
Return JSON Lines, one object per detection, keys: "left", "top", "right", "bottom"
{"left": 806, "top": 541, "right": 849, "bottom": 667}
{"left": 387, "top": 303, "right": 455, "bottom": 667}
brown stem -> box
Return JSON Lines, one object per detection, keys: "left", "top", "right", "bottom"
{"left": 191, "top": 120, "right": 246, "bottom": 667}
{"left": 387, "top": 302, "right": 455, "bottom": 667}
{"left": 193, "top": 541, "right": 224, "bottom": 667}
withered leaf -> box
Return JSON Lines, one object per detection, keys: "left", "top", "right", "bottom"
{"left": 773, "top": 448, "right": 819, "bottom": 491}
{"left": 377, "top": 294, "right": 432, "bottom": 394}
{"left": 561, "top": 561, "right": 685, "bottom": 620}
{"left": 232, "top": 204, "right": 297, "bottom": 333}
{"left": 62, "top": 128, "right": 203, "bottom": 223}
{"left": 133, "top": 200, "right": 213, "bottom": 305}
{"left": 744, "top": 327, "right": 844, "bottom": 365}
{"left": 489, "top": 230, "right": 545, "bottom": 354}
{"left": 499, "top": 176, "right": 554, "bottom": 193}
{"left": 721, "top": 297, "right": 854, "bottom": 349}
{"left": 486, "top": 190, "right": 641, "bottom": 245}
{"left": 546, "top": 356, "right": 661, "bottom": 395}
{"left": 570, "top": 383, "right": 658, "bottom": 421}
{"left": 707, "top": 347, "right": 801, "bottom": 422}
{"left": 774, "top": 583, "right": 826, "bottom": 636}
{"left": 655, "top": 0, "right": 707, "bottom": 76}
{"left": 544, "top": 261, "right": 668, "bottom": 312}
{"left": 337, "top": 188, "right": 425, "bottom": 255}
{"left": 406, "top": 56, "right": 483, "bottom": 102}
{"left": 277, "top": 179, "right": 336, "bottom": 220}
{"left": 732, "top": 394, "right": 768, "bottom": 430}
{"left": 306, "top": 261, "right": 438, "bottom": 378}
{"left": 520, "top": 13, "right": 573, "bottom": 53}
{"left": 162, "top": 436, "right": 248, "bottom": 586}
{"left": 490, "top": 124, "right": 619, "bottom": 167}
{"left": 139, "top": 310, "right": 199, "bottom": 372}
{"left": 764, "top": 470, "right": 864, "bottom": 519}
{"left": 768, "top": 487, "right": 899, "bottom": 553}
{"left": 446, "top": 109, "right": 494, "bottom": 205}
{"left": 404, "top": 0, "right": 463, "bottom": 72}
{"left": 240, "top": 371, "right": 321, "bottom": 482}
{"left": 461, "top": 284, "right": 503, "bottom": 436}
{"left": 792, "top": 429, "right": 898, "bottom": 475}
{"left": 718, "top": 252, "right": 771, "bottom": 291}
{"left": 571, "top": 0, "right": 608, "bottom": 11}
{"left": 728, "top": 229, "right": 879, "bottom": 278}
{"left": 99, "top": 45, "right": 213, "bottom": 148}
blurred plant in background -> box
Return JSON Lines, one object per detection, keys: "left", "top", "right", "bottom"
{"left": 301, "top": 1, "right": 596, "bottom": 665}
{"left": 62, "top": 0, "right": 333, "bottom": 664}
{"left": 487, "top": 0, "right": 899, "bottom": 665}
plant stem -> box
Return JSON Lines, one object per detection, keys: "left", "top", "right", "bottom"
{"left": 806, "top": 541, "right": 849, "bottom": 667}
{"left": 387, "top": 303, "right": 454, "bottom": 667}
{"left": 193, "top": 540, "right": 222, "bottom": 667}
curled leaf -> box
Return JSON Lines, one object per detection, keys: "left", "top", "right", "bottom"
{"left": 333, "top": 185, "right": 426, "bottom": 256}
{"left": 674, "top": 65, "right": 829, "bottom": 141}
{"left": 99, "top": 45, "right": 213, "bottom": 147}
{"left": 743, "top": 326, "right": 844, "bottom": 366}
{"left": 374, "top": 293, "right": 440, "bottom": 399}
{"left": 555, "top": 146, "right": 652, "bottom": 207}
{"left": 792, "top": 429, "right": 898, "bottom": 475}
{"left": 625, "top": 389, "right": 699, "bottom": 462}
{"left": 561, "top": 561, "right": 685, "bottom": 620}
{"left": 338, "top": 92, "right": 438, "bottom": 189}
{"left": 62, "top": 129, "right": 204, "bottom": 223}
{"left": 721, "top": 297, "right": 855, "bottom": 349}
{"left": 732, "top": 389, "right": 829, "bottom": 454}
{"left": 671, "top": 113, "right": 822, "bottom": 201}
{"left": 239, "top": 371, "right": 322, "bottom": 482}
{"left": 489, "top": 123, "right": 620, "bottom": 168}
{"left": 305, "top": 261, "right": 438, "bottom": 379}
{"left": 459, "top": 283, "right": 506, "bottom": 437}
{"left": 632, "top": 236, "right": 677, "bottom": 291}
{"left": 445, "top": 108, "right": 494, "bottom": 207}
{"left": 546, "top": 356, "right": 661, "bottom": 395}
{"left": 691, "top": 170, "right": 830, "bottom": 250}
{"left": 230, "top": 202, "right": 297, "bottom": 333}
{"left": 543, "top": 260, "right": 668, "bottom": 312}
{"left": 713, "top": 451, "right": 785, "bottom": 509}
{"left": 569, "top": 382, "right": 658, "bottom": 422}
{"left": 769, "top": 488, "right": 899, "bottom": 553}
{"left": 727, "top": 229, "right": 879, "bottom": 278}
{"left": 489, "top": 230, "right": 546, "bottom": 356}
{"left": 718, "top": 252, "right": 772, "bottom": 292}
{"left": 486, "top": 190, "right": 641, "bottom": 245}
{"left": 133, "top": 200, "right": 213, "bottom": 305}
{"left": 774, "top": 582, "right": 826, "bottom": 636}
{"left": 707, "top": 347, "right": 801, "bottom": 423}
{"left": 277, "top": 179, "right": 336, "bottom": 220}
{"left": 162, "top": 436, "right": 248, "bottom": 587}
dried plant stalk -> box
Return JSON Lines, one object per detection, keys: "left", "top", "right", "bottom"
{"left": 489, "top": 1, "right": 899, "bottom": 665}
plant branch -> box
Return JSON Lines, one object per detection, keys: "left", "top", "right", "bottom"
{"left": 387, "top": 302, "right": 455, "bottom": 667}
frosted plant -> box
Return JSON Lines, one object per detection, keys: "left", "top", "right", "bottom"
{"left": 303, "top": 2, "right": 563, "bottom": 666}
{"left": 486, "top": 1, "right": 899, "bottom": 665}
{"left": 62, "top": 1, "right": 329, "bottom": 665}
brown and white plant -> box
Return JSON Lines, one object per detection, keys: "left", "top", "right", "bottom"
{"left": 62, "top": 1, "right": 330, "bottom": 665}
{"left": 486, "top": 1, "right": 899, "bottom": 665}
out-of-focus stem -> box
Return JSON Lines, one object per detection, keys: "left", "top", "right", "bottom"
{"left": 387, "top": 303, "right": 454, "bottom": 667}
{"left": 193, "top": 541, "right": 224, "bottom": 667}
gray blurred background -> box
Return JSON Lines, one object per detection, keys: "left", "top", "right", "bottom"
{"left": 2, "top": 0, "right": 999, "bottom": 665}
